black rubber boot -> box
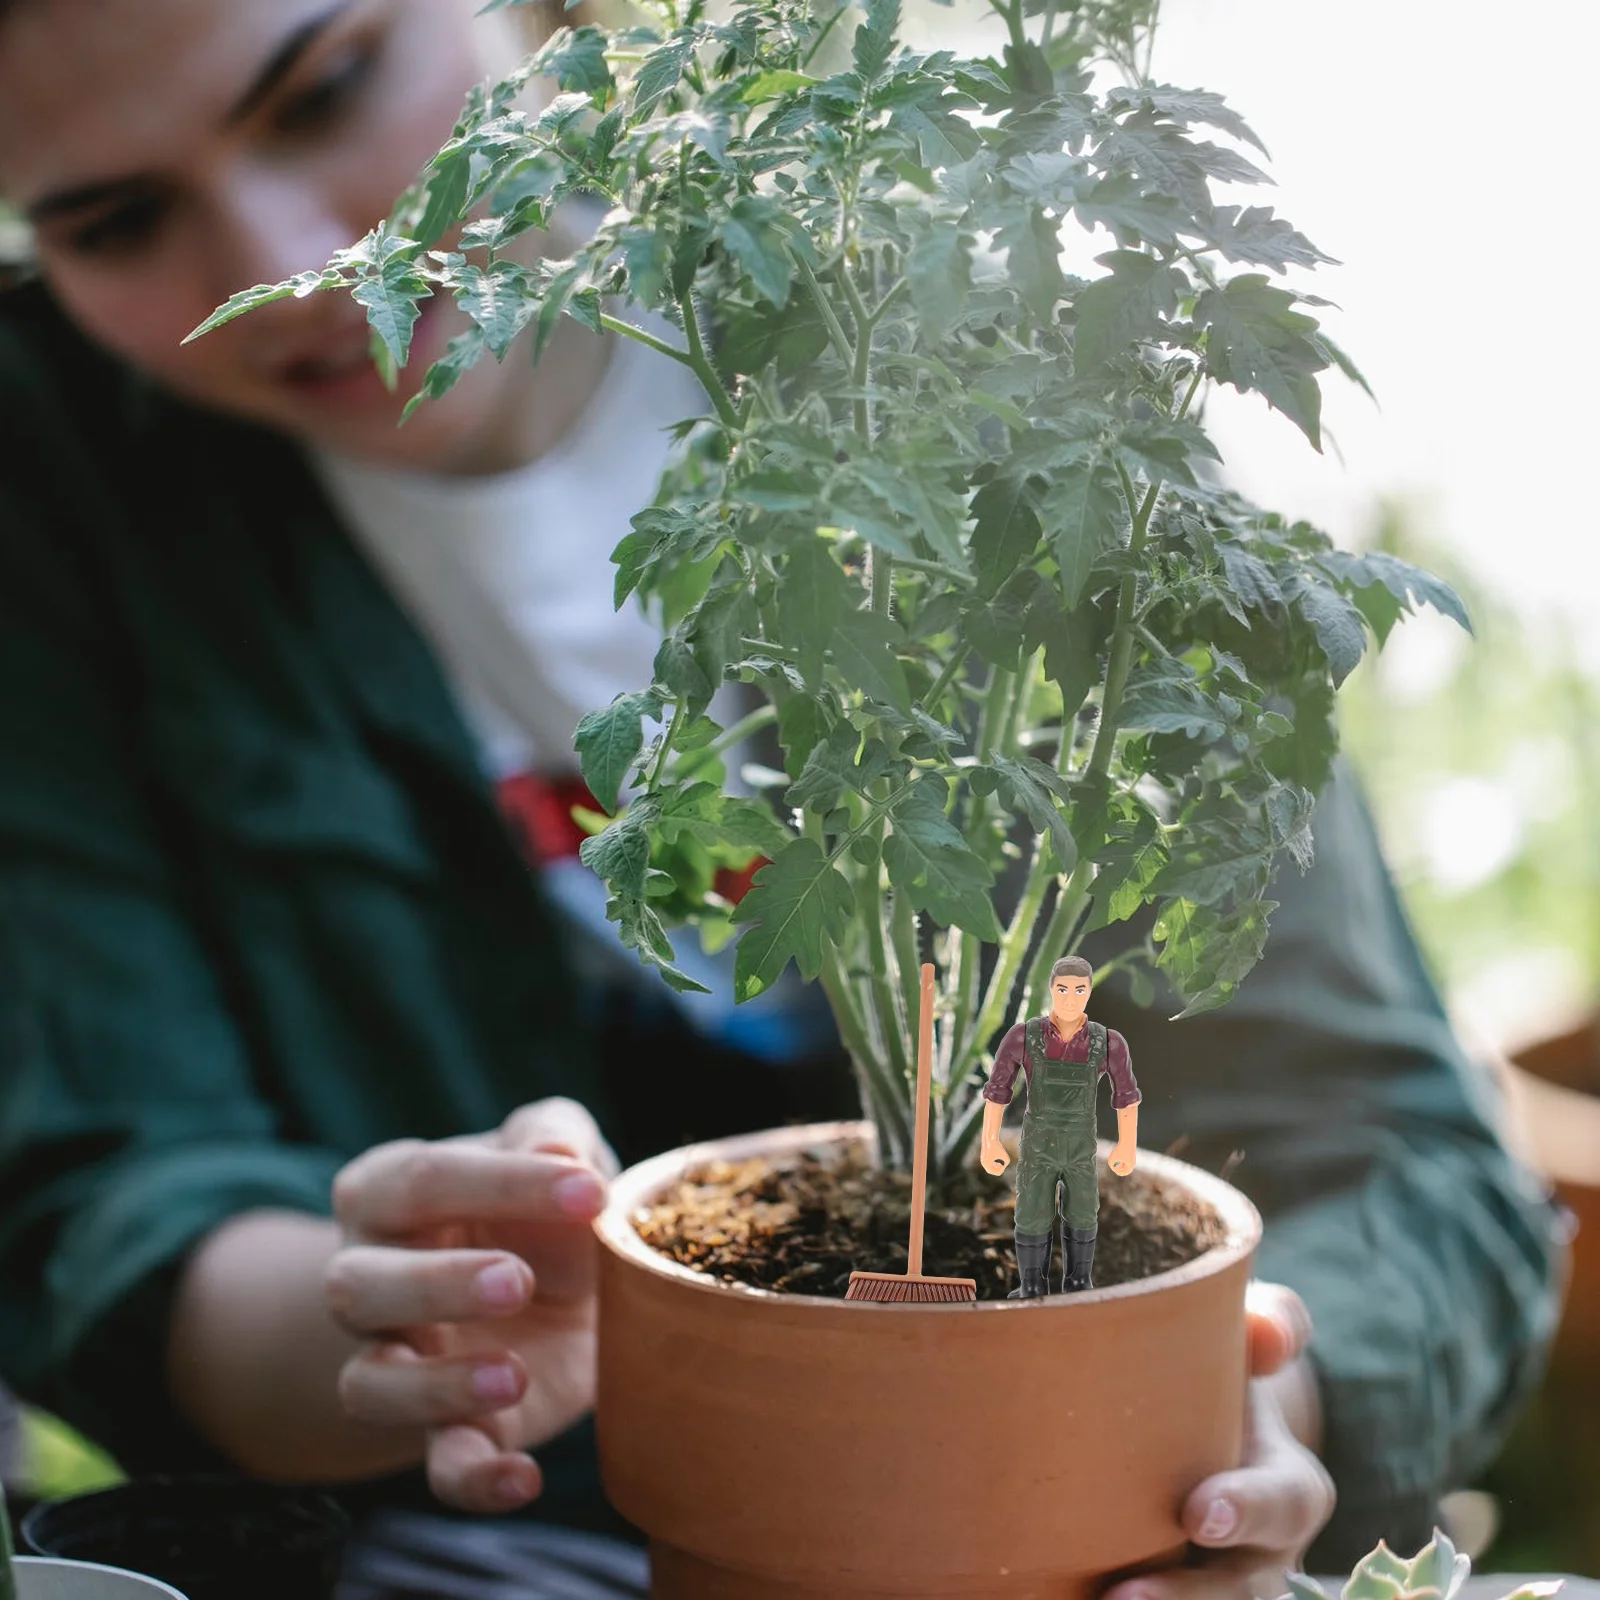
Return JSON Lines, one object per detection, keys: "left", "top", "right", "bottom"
{"left": 1007, "top": 1230, "right": 1052, "bottom": 1298}
{"left": 1063, "top": 1226, "right": 1097, "bottom": 1291}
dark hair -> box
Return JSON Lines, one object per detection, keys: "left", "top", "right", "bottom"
{"left": 1049, "top": 956, "right": 1093, "bottom": 984}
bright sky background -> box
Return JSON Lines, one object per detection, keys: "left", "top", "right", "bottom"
{"left": 907, "top": 0, "right": 1600, "bottom": 662}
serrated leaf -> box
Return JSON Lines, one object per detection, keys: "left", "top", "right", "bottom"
{"left": 906, "top": 217, "right": 974, "bottom": 345}
{"left": 184, "top": 268, "right": 346, "bottom": 343}
{"left": 779, "top": 538, "right": 852, "bottom": 688}
{"left": 413, "top": 148, "right": 472, "bottom": 250}
{"left": 633, "top": 32, "right": 693, "bottom": 118}
{"left": 831, "top": 607, "right": 911, "bottom": 712}
{"left": 970, "top": 475, "right": 1043, "bottom": 600}
{"left": 883, "top": 782, "right": 1003, "bottom": 939}
{"left": 574, "top": 689, "right": 664, "bottom": 813}
{"left": 400, "top": 326, "right": 487, "bottom": 423}
{"left": 610, "top": 891, "right": 712, "bottom": 994}
{"left": 541, "top": 25, "right": 615, "bottom": 95}
{"left": 1319, "top": 549, "right": 1473, "bottom": 637}
{"left": 1041, "top": 461, "right": 1128, "bottom": 607}
{"left": 742, "top": 68, "right": 819, "bottom": 103}
{"left": 719, "top": 194, "right": 797, "bottom": 308}
{"left": 1073, "top": 249, "right": 1185, "bottom": 374}
{"left": 456, "top": 260, "right": 537, "bottom": 358}
{"left": 788, "top": 721, "right": 859, "bottom": 813}
{"left": 1106, "top": 84, "right": 1269, "bottom": 155}
{"left": 853, "top": 0, "right": 901, "bottom": 82}
{"left": 1197, "top": 275, "right": 1329, "bottom": 450}
{"left": 1201, "top": 204, "right": 1335, "bottom": 273}
{"left": 732, "top": 838, "right": 856, "bottom": 1000}
{"left": 1288, "top": 576, "right": 1368, "bottom": 686}
{"left": 578, "top": 799, "right": 658, "bottom": 898}
{"left": 988, "top": 752, "right": 1078, "bottom": 877}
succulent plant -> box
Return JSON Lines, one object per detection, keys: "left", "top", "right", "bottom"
{"left": 1285, "top": 1530, "right": 1562, "bottom": 1600}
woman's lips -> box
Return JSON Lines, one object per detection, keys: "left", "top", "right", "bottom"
{"left": 278, "top": 292, "right": 450, "bottom": 409}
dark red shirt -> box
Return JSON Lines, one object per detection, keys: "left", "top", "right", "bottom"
{"left": 982, "top": 1016, "right": 1141, "bottom": 1110}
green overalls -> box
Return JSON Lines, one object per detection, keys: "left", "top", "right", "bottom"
{"left": 1012, "top": 1017, "right": 1105, "bottom": 1234}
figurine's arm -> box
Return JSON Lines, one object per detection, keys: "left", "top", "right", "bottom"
{"left": 978, "top": 1024, "right": 1027, "bottom": 1176}
{"left": 1105, "top": 1029, "right": 1140, "bottom": 1176}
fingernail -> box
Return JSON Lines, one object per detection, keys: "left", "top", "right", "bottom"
{"left": 498, "top": 1472, "right": 529, "bottom": 1506}
{"left": 472, "top": 1364, "right": 521, "bottom": 1404}
{"left": 554, "top": 1171, "right": 604, "bottom": 1216}
{"left": 1198, "top": 1497, "right": 1237, "bottom": 1541}
{"left": 475, "top": 1262, "right": 526, "bottom": 1309}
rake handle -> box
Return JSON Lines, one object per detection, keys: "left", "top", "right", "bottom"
{"left": 906, "top": 962, "right": 936, "bottom": 1278}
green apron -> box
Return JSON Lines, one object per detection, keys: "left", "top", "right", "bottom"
{"left": 1013, "top": 1017, "right": 1105, "bottom": 1233}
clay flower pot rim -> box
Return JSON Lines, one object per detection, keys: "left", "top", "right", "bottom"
{"left": 595, "top": 1118, "right": 1262, "bottom": 1313}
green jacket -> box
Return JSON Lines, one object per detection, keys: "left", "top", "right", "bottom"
{"left": 0, "top": 281, "right": 1566, "bottom": 1564}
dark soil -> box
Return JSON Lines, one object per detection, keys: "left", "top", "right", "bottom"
{"left": 632, "top": 1139, "right": 1228, "bottom": 1300}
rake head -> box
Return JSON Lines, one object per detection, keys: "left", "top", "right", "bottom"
{"left": 844, "top": 1270, "right": 978, "bottom": 1303}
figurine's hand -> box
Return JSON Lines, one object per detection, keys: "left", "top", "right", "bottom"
{"left": 980, "top": 1139, "right": 1010, "bottom": 1176}
{"left": 1107, "top": 1141, "right": 1136, "bottom": 1176}
{"left": 1102, "top": 1282, "right": 1333, "bottom": 1600}
{"left": 325, "top": 1098, "right": 620, "bottom": 1514}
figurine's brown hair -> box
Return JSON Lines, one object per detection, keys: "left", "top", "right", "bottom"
{"left": 1050, "top": 955, "right": 1093, "bottom": 983}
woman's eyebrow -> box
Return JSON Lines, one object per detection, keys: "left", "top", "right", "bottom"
{"left": 24, "top": 2, "right": 352, "bottom": 225}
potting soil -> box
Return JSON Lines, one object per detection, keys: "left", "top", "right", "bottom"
{"left": 632, "top": 1141, "right": 1227, "bottom": 1299}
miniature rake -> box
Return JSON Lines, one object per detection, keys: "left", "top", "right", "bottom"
{"left": 845, "top": 963, "right": 978, "bottom": 1304}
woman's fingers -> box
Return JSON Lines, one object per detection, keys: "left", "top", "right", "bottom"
{"left": 1181, "top": 1384, "right": 1336, "bottom": 1556}
{"left": 1103, "top": 1548, "right": 1300, "bottom": 1600}
{"left": 333, "top": 1140, "right": 607, "bottom": 1241}
{"left": 324, "top": 1245, "right": 532, "bottom": 1336}
{"left": 336, "top": 1340, "right": 529, "bottom": 1427}
{"left": 1244, "top": 1281, "right": 1313, "bottom": 1376}
{"left": 426, "top": 1422, "right": 544, "bottom": 1514}
{"left": 498, "top": 1097, "right": 621, "bottom": 1180}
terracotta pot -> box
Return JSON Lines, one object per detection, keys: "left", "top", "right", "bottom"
{"left": 595, "top": 1120, "right": 1262, "bottom": 1599}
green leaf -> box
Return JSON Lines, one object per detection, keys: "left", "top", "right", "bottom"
{"left": 1041, "top": 460, "right": 1128, "bottom": 607}
{"left": 183, "top": 268, "right": 346, "bottom": 343}
{"left": 456, "top": 260, "right": 537, "bottom": 357}
{"left": 905, "top": 216, "right": 974, "bottom": 345}
{"left": 987, "top": 752, "right": 1077, "bottom": 877}
{"left": 574, "top": 689, "right": 664, "bottom": 813}
{"left": 352, "top": 250, "right": 430, "bottom": 369}
{"left": 1197, "top": 275, "right": 1329, "bottom": 450}
{"left": 542, "top": 25, "right": 615, "bottom": 95}
{"left": 578, "top": 799, "right": 658, "bottom": 899}
{"left": 788, "top": 721, "right": 859, "bottom": 813}
{"left": 1073, "top": 249, "right": 1185, "bottom": 374}
{"left": 1071, "top": 172, "right": 1187, "bottom": 246}
{"left": 994, "top": 206, "right": 1069, "bottom": 325}
{"left": 1319, "top": 549, "right": 1473, "bottom": 637}
{"left": 400, "top": 326, "right": 488, "bottom": 423}
{"left": 853, "top": 0, "right": 901, "bottom": 83}
{"left": 1156, "top": 895, "right": 1277, "bottom": 1017}
{"left": 970, "top": 475, "right": 1043, "bottom": 599}
{"left": 1287, "top": 576, "right": 1368, "bottom": 686}
{"left": 831, "top": 607, "right": 911, "bottom": 713}
{"left": 1106, "top": 84, "right": 1268, "bottom": 155}
{"left": 779, "top": 538, "right": 852, "bottom": 688}
{"left": 1201, "top": 205, "right": 1335, "bottom": 273}
{"left": 719, "top": 194, "right": 797, "bottom": 308}
{"left": 742, "top": 68, "right": 819, "bottom": 103}
{"left": 611, "top": 504, "right": 726, "bottom": 609}
{"left": 732, "top": 838, "right": 856, "bottom": 1000}
{"left": 633, "top": 32, "right": 694, "bottom": 118}
{"left": 610, "top": 891, "right": 712, "bottom": 994}
{"left": 883, "top": 781, "right": 1003, "bottom": 939}
{"left": 1024, "top": 590, "right": 1101, "bottom": 716}
{"left": 413, "top": 148, "right": 472, "bottom": 250}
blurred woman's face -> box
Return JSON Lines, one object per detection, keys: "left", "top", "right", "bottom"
{"left": 0, "top": 0, "right": 545, "bottom": 470}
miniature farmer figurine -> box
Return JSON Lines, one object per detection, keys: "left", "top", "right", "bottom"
{"left": 979, "top": 956, "right": 1141, "bottom": 1297}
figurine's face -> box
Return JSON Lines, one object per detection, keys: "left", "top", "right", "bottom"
{"left": 1050, "top": 974, "right": 1091, "bottom": 1025}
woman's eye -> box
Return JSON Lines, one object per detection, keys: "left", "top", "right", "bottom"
{"left": 70, "top": 195, "right": 165, "bottom": 256}
{"left": 276, "top": 45, "right": 377, "bottom": 135}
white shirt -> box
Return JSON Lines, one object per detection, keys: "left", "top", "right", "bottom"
{"left": 307, "top": 307, "right": 819, "bottom": 1055}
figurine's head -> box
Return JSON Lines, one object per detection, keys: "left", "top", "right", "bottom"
{"left": 1048, "top": 956, "right": 1093, "bottom": 1028}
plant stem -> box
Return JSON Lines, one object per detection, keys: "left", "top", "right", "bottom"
{"left": 676, "top": 291, "right": 741, "bottom": 431}
{"left": 649, "top": 702, "right": 686, "bottom": 793}
{"left": 923, "top": 642, "right": 972, "bottom": 716}
{"left": 597, "top": 311, "right": 697, "bottom": 368}
{"left": 858, "top": 828, "right": 911, "bottom": 1089}
{"left": 669, "top": 703, "right": 778, "bottom": 779}
{"left": 794, "top": 250, "right": 855, "bottom": 372}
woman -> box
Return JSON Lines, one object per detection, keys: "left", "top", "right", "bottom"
{"left": 0, "top": 0, "right": 1565, "bottom": 1593}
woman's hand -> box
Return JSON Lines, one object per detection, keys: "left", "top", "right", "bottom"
{"left": 322, "top": 1098, "right": 619, "bottom": 1514}
{"left": 1104, "top": 1282, "right": 1335, "bottom": 1600}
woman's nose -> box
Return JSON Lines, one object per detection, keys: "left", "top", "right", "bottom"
{"left": 205, "top": 166, "right": 356, "bottom": 304}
